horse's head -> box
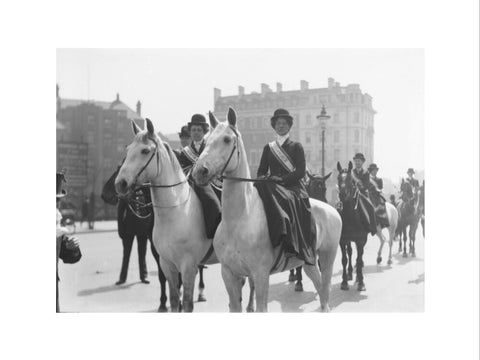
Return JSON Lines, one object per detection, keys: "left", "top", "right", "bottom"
{"left": 193, "top": 107, "right": 242, "bottom": 185}
{"left": 115, "top": 118, "right": 168, "bottom": 197}
{"left": 336, "top": 161, "right": 354, "bottom": 202}
{"left": 307, "top": 171, "right": 331, "bottom": 201}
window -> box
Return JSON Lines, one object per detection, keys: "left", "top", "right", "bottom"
{"left": 354, "top": 112, "right": 360, "bottom": 123}
{"left": 334, "top": 149, "right": 340, "bottom": 162}
{"left": 354, "top": 129, "right": 360, "bottom": 143}
{"left": 305, "top": 114, "right": 312, "bottom": 126}
{"left": 306, "top": 150, "right": 311, "bottom": 162}
{"left": 334, "top": 131, "right": 339, "bottom": 143}
{"left": 305, "top": 133, "right": 311, "bottom": 144}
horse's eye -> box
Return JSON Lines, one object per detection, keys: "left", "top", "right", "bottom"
{"left": 141, "top": 148, "right": 150, "bottom": 155}
{"left": 224, "top": 136, "right": 231, "bottom": 144}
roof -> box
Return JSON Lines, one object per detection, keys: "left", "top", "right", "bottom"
{"left": 59, "top": 98, "right": 143, "bottom": 120}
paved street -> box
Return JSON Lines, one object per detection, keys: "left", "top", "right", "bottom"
{"left": 59, "top": 222, "right": 424, "bottom": 312}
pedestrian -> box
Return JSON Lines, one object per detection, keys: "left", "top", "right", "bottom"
{"left": 56, "top": 171, "right": 82, "bottom": 312}
{"left": 88, "top": 192, "right": 95, "bottom": 229}
{"left": 81, "top": 196, "right": 89, "bottom": 228}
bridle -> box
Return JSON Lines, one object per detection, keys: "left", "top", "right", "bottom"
{"left": 217, "top": 126, "right": 278, "bottom": 183}
{"left": 121, "top": 135, "right": 190, "bottom": 217}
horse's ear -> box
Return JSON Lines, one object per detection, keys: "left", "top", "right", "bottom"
{"left": 337, "top": 162, "right": 342, "bottom": 173}
{"left": 348, "top": 161, "right": 353, "bottom": 172}
{"left": 146, "top": 118, "right": 154, "bottom": 135}
{"left": 132, "top": 120, "right": 140, "bottom": 135}
{"left": 208, "top": 111, "right": 219, "bottom": 129}
{"left": 227, "top": 107, "right": 237, "bottom": 127}
{"left": 324, "top": 172, "right": 332, "bottom": 181}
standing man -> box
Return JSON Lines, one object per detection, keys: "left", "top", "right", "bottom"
{"left": 176, "top": 114, "right": 221, "bottom": 239}
{"left": 351, "top": 153, "right": 377, "bottom": 235}
{"left": 367, "top": 163, "right": 389, "bottom": 228}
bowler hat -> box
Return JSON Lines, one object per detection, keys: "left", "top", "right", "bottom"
{"left": 407, "top": 168, "right": 415, "bottom": 174}
{"left": 188, "top": 114, "right": 209, "bottom": 132}
{"left": 178, "top": 125, "right": 190, "bottom": 139}
{"left": 56, "top": 172, "right": 67, "bottom": 198}
{"left": 270, "top": 108, "right": 293, "bottom": 128}
{"left": 353, "top": 153, "right": 366, "bottom": 161}
{"left": 368, "top": 163, "right": 379, "bottom": 171}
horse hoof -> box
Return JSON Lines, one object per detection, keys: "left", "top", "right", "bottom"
{"left": 246, "top": 306, "right": 255, "bottom": 313}
{"left": 387, "top": 259, "right": 393, "bottom": 265}
{"left": 411, "top": 253, "right": 416, "bottom": 258}
{"left": 294, "top": 282, "right": 303, "bottom": 292}
{"left": 158, "top": 305, "right": 168, "bottom": 313}
{"left": 357, "top": 282, "right": 366, "bottom": 291}
{"left": 340, "top": 282, "right": 349, "bottom": 291}
{"left": 288, "top": 273, "right": 296, "bottom": 282}
{"left": 347, "top": 273, "right": 353, "bottom": 281}
{"left": 376, "top": 256, "right": 382, "bottom": 264}
{"left": 321, "top": 304, "right": 331, "bottom": 313}
{"left": 403, "top": 252, "right": 408, "bottom": 258}
{"left": 197, "top": 294, "right": 207, "bottom": 302}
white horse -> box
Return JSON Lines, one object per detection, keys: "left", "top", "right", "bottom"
{"left": 193, "top": 108, "right": 342, "bottom": 312}
{"left": 375, "top": 202, "right": 399, "bottom": 265}
{"left": 115, "top": 119, "right": 223, "bottom": 312}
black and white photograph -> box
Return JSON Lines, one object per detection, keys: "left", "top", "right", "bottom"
{"left": 56, "top": 48, "right": 425, "bottom": 313}
{"left": 2, "top": 1, "right": 478, "bottom": 360}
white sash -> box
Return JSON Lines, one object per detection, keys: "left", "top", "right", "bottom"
{"left": 268, "top": 141, "right": 296, "bottom": 173}
{"left": 182, "top": 146, "right": 199, "bottom": 164}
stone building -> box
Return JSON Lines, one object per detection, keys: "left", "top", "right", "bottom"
{"left": 212, "top": 78, "right": 376, "bottom": 203}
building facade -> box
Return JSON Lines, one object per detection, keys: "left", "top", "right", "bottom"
{"left": 56, "top": 85, "right": 144, "bottom": 220}
{"left": 213, "top": 78, "right": 376, "bottom": 203}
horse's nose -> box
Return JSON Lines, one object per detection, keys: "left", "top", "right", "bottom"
{"left": 116, "top": 178, "right": 128, "bottom": 195}
{"left": 199, "top": 166, "right": 209, "bottom": 177}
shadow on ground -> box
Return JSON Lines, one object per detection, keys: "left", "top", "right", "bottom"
{"left": 78, "top": 282, "right": 140, "bottom": 297}
{"left": 408, "top": 273, "right": 424, "bottom": 285}
{"left": 268, "top": 282, "right": 319, "bottom": 312}
{"left": 328, "top": 282, "right": 369, "bottom": 309}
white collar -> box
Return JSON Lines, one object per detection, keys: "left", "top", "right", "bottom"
{"left": 276, "top": 133, "right": 289, "bottom": 146}
{"left": 193, "top": 140, "right": 203, "bottom": 150}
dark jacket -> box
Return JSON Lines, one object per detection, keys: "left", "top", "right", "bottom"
{"left": 257, "top": 138, "right": 306, "bottom": 189}
{"left": 176, "top": 140, "right": 206, "bottom": 173}
{"left": 117, "top": 187, "right": 152, "bottom": 239}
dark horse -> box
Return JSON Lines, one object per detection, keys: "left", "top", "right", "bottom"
{"left": 336, "top": 162, "right": 369, "bottom": 291}
{"left": 419, "top": 180, "right": 425, "bottom": 238}
{"left": 396, "top": 179, "right": 421, "bottom": 257}
{"left": 288, "top": 171, "right": 332, "bottom": 292}
{"left": 103, "top": 169, "right": 207, "bottom": 312}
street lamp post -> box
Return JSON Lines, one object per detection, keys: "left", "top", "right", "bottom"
{"left": 316, "top": 105, "right": 331, "bottom": 176}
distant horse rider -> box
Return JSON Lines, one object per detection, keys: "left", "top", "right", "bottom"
{"left": 351, "top": 153, "right": 377, "bottom": 235}
{"left": 367, "top": 163, "right": 390, "bottom": 229}
{"left": 176, "top": 114, "right": 222, "bottom": 239}
{"left": 405, "top": 168, "right": 420, "bottom": 197}
{"left": 255, "top": 108, "right": 317, "bottom": 268}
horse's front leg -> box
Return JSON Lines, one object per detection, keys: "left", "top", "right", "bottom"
{"left": 347, "top": 241, "right": 353, "bottom": 280}
{"left": 303, "top": 263, "right": 324, "bottom": 311}
{"left": 355, "top": 239, "right": 366, "bottom": 291}
{"left": 160, "top": 257, "right": 181, "bottom": 312}
{"left": 221, "top": 265, "right": 243, "bottom": 312}
{"left": 246, "top": 276, "right": 255, "bottom": 312}
{"left": 295, "top": 266, "right": 303, "bottom": 292}
{"left": 179, "top": 263, "right": 198, "bottom": 313}
{"left": 340, "top": 242, "right": 349, "bottom": 290}
{"left": 197, "top": 265, "right": 206, "bottom": 302}
{"left": 402, "top": 228, "right": 408, "bottom": 258}
{"left": 253, "top": 272, "right": 270, "bottom": 312}
{"left": 376, "top": 226, "right": 386, "bottom": 264}
{"left": 150, "top": 242, "right": 167, "bottom": 312}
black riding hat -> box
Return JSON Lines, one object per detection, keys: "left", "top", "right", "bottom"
{"left": 270, "top": 108, "right": 293, "bottom": 128}
{"left": 56, "top": 172, "right": 67, "bottom": 198}
{"left": 188, "top": 114, "right": 209, "bottom": 132}
{"left": 178, "top": 125, "right": 190, "bottom": 138}
{"left": 407, "top": 168, "right": 415, "bottom": 174}
{"left": 368, "top": 163, "right": 379, "bottom": 171}
{"left": 353, "top": 153, "right": 366, "bottom": 161}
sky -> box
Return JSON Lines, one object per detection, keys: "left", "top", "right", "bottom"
{"left": 56, "top": 48, "right": 424, "bottom": 181}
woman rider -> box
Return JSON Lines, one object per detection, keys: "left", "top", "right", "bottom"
{"left": 255, "top": 108, "right": 316, "bottom": 269}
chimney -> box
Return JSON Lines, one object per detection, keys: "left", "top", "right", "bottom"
{"left": 136, "top": 100, "right": 142, "bottom": 116}
{"left": 238, "top": 86, "right": 245, "bottom": 97}
{"left": 56, "top": 84, "right": 59, "bottom": 98}
{"left": 300, "top": 80, "right": 309, "bottom": 92}
{"left": 116, "top": 93, "right": 120, "bottom": 102}
{"left": 261, "top": 83, "right": 270, "bottom": 95}
{"left": 214, "top": 88, "right": 221, "bottom": 103}
{"left": 328, "top": 77, "right": 334, "bottom": 89}
{"left": 276, "top": 82, "right": 283, "bottom": 93}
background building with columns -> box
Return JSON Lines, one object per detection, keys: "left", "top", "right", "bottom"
{"left": 212, "top": 78, "right": 376, "bottom": 203}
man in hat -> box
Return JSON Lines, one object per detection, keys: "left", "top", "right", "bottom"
{"left": 350, "top": 153, "right": 377, "bottom": 235}
{"left": 406, "top": 168, "right": 420, "bottom": 189}
{"left": 56, "top": 171, "right": 81, "bottom": 312}
{"left": 255, "top": 108, "right": 317, "bottom": 268}
{"left": 176, "top": 114, "right": 221, "bottom": 239}
{"left": 178, "top": 125, "right": 191, "bottom": 148}
{"left": 367, "top": 163, "right": 390, "bottom": 228}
